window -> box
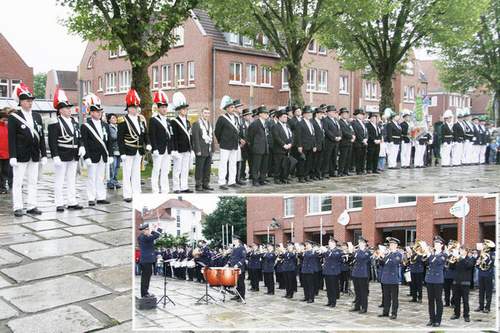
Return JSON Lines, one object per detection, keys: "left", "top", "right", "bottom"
{"left": 229, "top": 62, "right": 242, "bottom": 83}
{"left": 188, "top": 61, "right": 195, "bottom": 84}
{"left": 118, "top": 45, "right": 127, "bottom": 57}
{"left": 339, "top": 75, "right": 349, "bottom": 94}
{"left": 434, "top": 195, "right": 459, "bottom": 202}
{"left": 118, "top": 70, "right": 130, "bottom": 92}
{"left": 405, "top": 61, "right": 414, "bottom": 75}
{"left": 0, "top": 79, "right": 8, "bottom": 97}
{"left": 177, "top": 230, "right": 181, "bottom": 236}
{"left": 98, "top": 76, "right": 103, "bottom": 92}
{"left": 306, "top": 68, "right": 317, "bottom": 91}
{"left": 152, "top": 66, "right": 159, "bottom": 89}
{"left": 261, "top": 66, "right": 272, "bottom": 86}
{"left": 105, "top": 72, "right": 116, "bottom": 93}
{"left": 307, "top": 195, "right": 332, "bottom": 214}
{"left": 376, "top": 195, "right": 417, "bottom": 207}
{"left": 364, "top": 81, "right": 377, "bottom": 100}
{"left": 284, "top": 197, "right": 294, "bottom": 217}
{"left": 161, "top": 65, "right": 171, "bottom": 88}
{"left": 405, "top": 229, "right": 417, "bottom": 245}
{"left": 109, "top": 49, "right": 118, "bottom": 58}
{"left": 173, "top": 26, "right": 184, "bottom": 47}
{"left": 175, "top": 63, "right": 185, "bottom": 86}
{"left": 83, "top": 80, "right": 92, "bottom": 95}
{"left": 242, "top": 36, "right": 254, "bottom": 47}
{"left": 281, "top": 68, "right": 289, "bottom": 90}
{"left": 10, "top": 80, "right": 20, "bottom": 97}
{"left": 262, "top": 35, "right": 269, "bottom": 46}
{"left": 228, "top": 32, "right": 239, "bottom": 44}
{"left": 347, "top": 196, "right": 363, "bottom": 210}
{"left": 318, "top": 70, "right": 328, "bottom": 92}
{"left": 371, "top": 83, "right": 377, "bottom": 99}
{"left": 246, "top": 64, "right": 257, "bottom": 85}
{"left": 87, "top": 54, "right": 95, "bottom": 69}
{"left": 318, "top": 45, "right": 327, "bottom": 55}
{"left": 308, "top": 39, "right": 316, "bottom": 53}
{"left": 404, "top": 86, "right": 415, "bottom": 101}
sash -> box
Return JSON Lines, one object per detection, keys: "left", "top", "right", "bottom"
{"left": 84, "top": 122, "right": 109, "bottom": 156}
{"left": 172, "top": 118, "right": 191, "bottom": 142}
{"left": 224, "top": 113, "right": 240, "bottom": 133}
{"left": 154, "top": 116, "right": 171, "bottom": 137}
{"left": 11, "top": 112, "right": 39, "bottom": 142}
{"left": 124, "top": 116, "right": 139, "bottom": 141}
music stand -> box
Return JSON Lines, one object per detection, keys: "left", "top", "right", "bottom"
{"left": 157, "top": 260, "right": 175, "bottom": 307}
{"left": 195, "top": 263, "right": 217, "bottom": 305}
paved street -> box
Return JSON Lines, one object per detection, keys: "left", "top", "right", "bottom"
{"left": 134, "top": 275, "right": 496, "bottom": 331}
{"left": 0, "top": 166, "right": 133, "bottom": 332}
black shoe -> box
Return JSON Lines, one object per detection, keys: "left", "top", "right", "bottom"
{"left": 123, "top": 198, "right": 132, "bottom": 203}
{"left": 0, "top": 188, "right": 7, "bottom": 194}
{"left": 432, "top": 322, "right": 440, "bottom": 327}
{"left": 410, "top": 299, "right": 417, "bottom": 303}
{"left": 325, "top": 303, "right": 332, "bottom": 307}
{"left": 268, "top": 292, "right": 274, "bottom": 295}
{"left": 307, "top": 300, "right": 313, "bottom": 303}
{"left": 274, "top": 179, "right": 284, "bottom": 184}
{"left": 426, "top": 321, "right": 433, "bottom": 326}
{"left": 14, "top": 209, "right": 23, "bottom": 217}
{"left": 298, "top": 178, "right": 305, "bottom": 183}
{"left": 259, "top": 181, "right": 266, "bottom": 185}
{"left": 417, "top": 299, "right": 422, "bottom": 303}
{"left": 483, "top": 309, "right": 490, "bottom": 313}
{"left": 173, "top": 190, "right": 180, "bottom": 194}
{"left": 378, "top": 304, "right": 384, "bottom": 308}
{"left": 219, "top": 185, "right": 228, "bottom": 190}
{"left": 378, "top": 314, "right": 389, "bottom": 317}
{"left": 88, "top": 201, "right": 96, "bottom": 206}
{"left": 56, "top": 206, "right": 65, "bottom": 212}
{"left": 301, "top": 298, "right": 308, "bottom": 302}
{"left": 390, "top": 314, "right": 397, "bottom": 320}
{"left": 236, "top": 180, "right": 246, "bottom": 185}
{"left": 464, "top": 317, "right": 470, "bottom": 322}
{"left": 228, "top": 183, "right": 240, "bottom": 188}
{"left": 358, "top": 309, "right": 366, "bottom": 314}
{"left": 96, "top": 200, "right": 110, "bottom": 204}
{"left": 202, "top": 186, "right": 214, "bottom": 191}
{"left": 67, "top": 204, "right": 83, "bottom": 210}
{"left": 195, "top": 186, "right": 203, "bottom": 191}
{"left": 26, "top": 207, "right": 42, "bottom": 215}
{"left": 329, "top": 304, "right": 336, "bottom": 308}
{"left": 181, "top": 189, "right": 194, "bottom": 193}
{"left": 474, "top": 307, "right": 483, "bottom": 312}
{"left": 349, "top": 308, "right": 360, "bottom": 312}
{"left": 450, "top": 315, "right": 459, "bottom": 320}
{"left": 252, "top": 182, "right": 261, "bottom": 186}
{"left": 282, "top": 295, "right": 289, "bottom": 298}
{"left": 230, "top": 296, "right": 239, "bottom": 301}
{"left": 235, "top": 298, "right": 243, "bottom": 303}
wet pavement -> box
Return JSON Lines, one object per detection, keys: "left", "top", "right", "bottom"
{"left": 134, "top": 274, "right": 496, "bottom": 331}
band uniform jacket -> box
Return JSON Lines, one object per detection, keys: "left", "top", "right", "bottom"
{"left": 301, "top": 250, "right": 320, "bottom": 273}
{"left": 424, "top": 252, "right": 447, "bottom": 284}
{"left": 215, "top": 113, "right": 240, "bottom": 150}
{"left": 247, "top": 251, "right": 262, "bottom": 269}
{"left": 400, "top": 121, "right": 411, "bottom": 143}
{"left": 472, "top": 124, "right": 481, "bottom": 145}
{"left": 228, "top": 245, "right": 247, "bottom": 273}
{"left": 117, "top": 115, "right": 149, "bottom": 156}
{"left": 441, "top": 122, "right": 454, "bottom": 144}
{"left": 449, "top": 256, "right": 475, "bottom": 285}
{"left": 463, "top": 121, "right": 474, "bottom": 142}
{"left": 322, "top": 248, "right": 343, "bottom": 276}
{"left": 247, "top": 119, "right": 270, "bottom": 155}
{"left": 386, "top": 121, "right": 402, "bottom": 144}
{"left": 148, "top": 115, "right": 173, "bottom": 155}
{"left": 8, "top": 110, "right": 47, "bottom": 162}
{"left": 339, "top": 118, "right": 354, "bottom": 146}
{"left": 191, "top": 119, "right": 215, "bottom": 157}
{"left": 452, "top": 122, "right": 465, "bottom": 142}
{"left": 380, "top": 251, "right": 403, "bottom": 285}
{"left": 312, "top": 119, "right": 325, "bottom": 151}
{"left": 367, "top": 121, "right": 382, "bottom": 144}
{"left": 281, "top": 251, "right": 297, "bottom": 272}
{"left": 272, "top": 122, "right": 293, "bottom": 155}
{"left": 81, "top": 118, "right": 112, "bottom": 163}
{"left": 137, "top": 228, "right": 162, "bottom": 264}
{"left": 48, "top": 116, "right": 81, "bottom": 161}
{"left": 322, "top": 117, "right": 341, "bottom": 145}
{"left": 351, "top": 249, "right": 371, "bottom": 278}
{"left": 352, "top": 119, "right": 368, "bottom": 147}
{"left": 296, "top": 119, "right": 317, "bottom": 150}
{"left": 170, "top": 116, "right": 192, "bottom": 153}
{"left": 262, "top": 252, "right": 277, "bottom": 273}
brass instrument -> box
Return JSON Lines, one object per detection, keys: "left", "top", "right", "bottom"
{"left": 192, "top": 247, "right": 201, "bottom": 258}
{"left": 477, "top": 239, "right": 495, "bottom": 271}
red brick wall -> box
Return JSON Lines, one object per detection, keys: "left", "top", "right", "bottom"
{"left": 0, "top": 33, "right": 34, "bottom": 93}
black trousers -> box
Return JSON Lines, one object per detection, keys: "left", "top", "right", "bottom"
{"left": 249, "top": 268, "right": 260, "bottom": 290}
{"left": 140, "top": 262, "right": 154, "bottom": 297}
{"left": 366, "top": 143, "right": 380, "bottom": 172}
{"left": 298, "top": 149, "right": 314, "bottom": 178}
{"left": 0, "top": 159, "right": 12, "bottom": 189}
{"left": 284, "top": 271, "right": 296, "bottom": 297}
{"left": 325, "top": 274, "right": 339, "bottom": 305}
{"left": 187, "top": 267, "right": 195, "bottom": 280}
{"left": 411, "top": 272, "right": 424, "bottom": 300}
{"left": 267, "top": 151, "right": 274, "bottom": 177}
{"left": 164, "top": 263, "right": 172, "bottom": 277}
{"left": 478, "top": 276, "right": 493, "bottom": 310}
{"left": 453, "top": 283, "right": 470, "bottom": 318}
{"left": 353, "top": 144, "right": 367, "bottom": 173}
{"left": 251, "top": 153, "right": 269, "bottom": 182}
{"left": 444, "top": 278, "right": 454, "bottom": 305}
{"left": 338, "top": 144, "right": 352, "bottom": 174}
{"left": 427, "top": 283, "right": 443, "bottom": 324}
{"left": 352, "top": 277, "right": 368, "bottom": 310}
{"left": 277, "top": 271, "right": 285, "bottom": 289}
{"left": 195, "top": 155, "right": 211, "bottom": 187}
{"left": 195, "top": 264, "right": 204, "bottom": 282}
{"left": 237, "top": 270, "right": 246, "bottom": 299}
{"left": 339, "top": 270, "right": 349, "bottom": 292}
{"left": 302, "top": 273, "right": 316, "bottom": 301}
{"left": 263, "top": 272, "right": 274, "bottom": 293}
{"left": 240, "top": 151, "right": 249, "bottom": 178}
{"left": 322, "top": 141, "right": 334, "bottom": 176}
{"left": 382, "top": 284, "right": 399, "bottom": 316}
{"left": 312, "top": 150, "right": 323, "bottom": 177}
{"left": 273, "top": 153, "right": 290, "bottom": 181}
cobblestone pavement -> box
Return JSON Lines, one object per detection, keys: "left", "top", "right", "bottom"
{"left": 134, "top": 275, "right": 496, "bottom": 331}
{"left": 0, "top": 166, "right": 133, "bottom": 332}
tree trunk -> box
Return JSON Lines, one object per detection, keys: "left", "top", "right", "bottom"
{"left": 287, "top": 64, "right": 305, "bottom": 107}
{"left": 131, "top": 64, "right": 152, "bottom": 120}
{"left": 494, "top": 89, "right": 500, "bottom": 127}
{"left": 378, "top": 73, "right": 395, "bottom": 113}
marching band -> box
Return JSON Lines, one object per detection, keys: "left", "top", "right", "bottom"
{"left": 141, "top": 235, "right": 495, "bottom": 326}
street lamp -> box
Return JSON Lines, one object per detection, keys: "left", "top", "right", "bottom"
{"left": 268, "top": 218, "right": 280, "bottom": 245}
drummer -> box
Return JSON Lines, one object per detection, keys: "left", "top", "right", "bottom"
{"left": 226, "top": 234, "right": 247, "bottom": 302}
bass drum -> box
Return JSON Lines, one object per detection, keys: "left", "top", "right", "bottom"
{"left": 220, "top": 268, "right": 240, "bottom": 287}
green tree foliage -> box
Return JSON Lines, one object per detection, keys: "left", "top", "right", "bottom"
{"left": 33, "top": 73, "right": 47, "bottom": 99}
{"left": 57, "top": 0, "right": 198, "bottom": 118}
{"left": 154, "top": 233, "right": 189, "bottom": 249}
{"left": 202, "top": 197, "right": 247, "bottom": 245}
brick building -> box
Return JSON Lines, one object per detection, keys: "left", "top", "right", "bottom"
{"left": 247, "top": 195, "right": 496, "bottom": 249}
{"left": 45, "top": 69, "right": 79, "bottom": 103}
{"left": 0, "top": 33, "right": 33, "bottom": 98}
{"left": 77, "top": 9, "right": 430, "bottom": 122}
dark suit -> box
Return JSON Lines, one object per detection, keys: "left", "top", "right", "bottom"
{"left": 8, "top": 110, "right": 46, "bottom": 162}
{"left": 48, "top": 116, "right": 81, "bottom": 161}
{"left": 338, "top": 118, "right": 354, "bottom": 175}
{"left": 271, "top": 121, "right": 293, "bottom": 181}
{"left": 117, "top": 115, "right": 148, "bottom": 156}
{"left": 138, "top": 228, "right": 162, "bottom": 297}
{"left": 191, "top": 119, "right": 214, "bottom": 188}
{"left": 148, "top": 115, "right": 173, "bottom": 154}
{"left": 296, "top": 119, "right": 316, "bottom": 180}
{"left": 322, "top": 116, "right": 340, "bottom": 176}
{"left": 366, "top": 121, "right": 381, "bottom": 172}
{"left": 240, "top": 119, "right": 251, "bottom": 178}
{"left": 351, "top": 119, "right": 368, "bottom": 174}
{"left": 81, "top": 119, "right": 112, "bottom": 163}
{"left": 247, "top": 119, "right": 269, "bottom": 183}
{"left": 312, "top": 119, "right": 325, "bottom": 178}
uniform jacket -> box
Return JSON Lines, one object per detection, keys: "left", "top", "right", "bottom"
{"left": 352, "top": 119, "right": 368, "bottom": 147}
{"left": 477, "top": 252, "right": 495, "bottom": 278}
{"left": 400, "top": 121, "right": 411, "bottom": 143}
{"left": 351, "top": 249, "right": 371, "bottom": 278}
{"left": 148, "top": 115, "right": 173, "bottom": 155}
{"left": 424, "top": 252, "right": 447, "bottom": 284}
{"left": 339, "top": 118, "right": 354, "bottom": 146}
{"left": 312, "top": 119, "right": 325, "bottom": 151}
{"left": 215, "top": 113, "right": 240, "bottom": 150}
{"left": 170, "top": 116, "right": 192, "bottom": 153}
{"left": 409, "top": 254, "right": 424, "bottom": 273}
{"left": 8, "top": 110, "right": 47, "bottom": 162}
{"left": 281, "top": 251, "right": 297, "bottom": 272}
{"left": 453, "top": 122, "right": 465, "bottom": 142}
{"left": 247, "top": 251, "right": 262, "bottom": 269}
{"left": 262, "top": 252, "right": 276, "bottom": 273}
{"left": 367, "top": 121, "right": 382, "bottom": 144}
{"left": 117, "top": 115, "right": 149, "bottom": 156}
{"left": 81, "top": 118, "right": 112, "bottom": 163}
{"left": 386, "top": 121, "right": 402, "bottom": 144}
{"left": 137, "top": 228, "right": 162, "bottom": 264}
{"left": 296, "top": 119, "right": 317, "bottom": 151}
{"left": 322, "top": 116, "right": 341, "bottom": 145}
{"left": 48, "top": 116, "right": 81, "bottom": 161}
{"left": 322, "top": 248, "right": 343, "bottom": 276}
{"left": 450, "top": 256, "right": 475, "bottom": 285}
{"left": 228, "top": 245, "right": 247, "bottom": 273}
{"left": 301, "top": 250, "right": 320, "bottom": 273}
{"left": 441, "top": 122, "right": 454, "bottom": 144}
{"left": 380, "top": 251, "right": 403, "bottom": 284}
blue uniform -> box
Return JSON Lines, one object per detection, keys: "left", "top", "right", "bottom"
{"left": 198, "top": 246, "right": 211, "bottom": 265}
{"left": 137, "top": 229, "right": 162, "bottom": 264}
{"left": 301, "top": 250, "right": 320, "bottom": 273}
{"left": 228, "top": 245, "right": 247, "bottom": 273}
{"left": 247, "top": 251, "right": 262, "bottom": 269}
{"left": 322, "top": 248, "right": 343, "bottom": 276}
{"left": 425, "top": 253, "right": 447, "bottom": 284}
{"left": 351, "top": 249, "right": 371, "bottom": 278}
{"left": 409, "top": 255, "right": 424, "bottom": 273}
{"left": 477, "top": 253, "right": 495, "bottom": 278}
{"left": 281, "top": 252, "right": 297, "bottom": 272}
{"left": 262, "top": 252, "right": 276, "bottom": 273}
{"left": 380, "top": 251, "right": 402, "bottom": 285}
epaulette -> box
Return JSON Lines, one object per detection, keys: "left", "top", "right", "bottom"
{"left": 117, "top": 116, "right": 125, "bottom": 124}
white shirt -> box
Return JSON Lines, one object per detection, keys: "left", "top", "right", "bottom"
{"left": 61, "top": 116, "right": 74, "bottom": 134}
{"left": 358, "top": 119, "right": 367, "bottom": 135}
{"left": 129, "top": 114, "right": 141, "bottom": 133}
{"left": 21, "top": 109, "right": 34, "bottom": 127}
{"left": 179, "top": 115, "right": 188, "bottom": 128}
{"left": 306, "top": 119, "right": 314, "bottom": 135}
{"left": 281, "top": 121, "right": 290, "bottom": 139}
{"left": 91, "top": 118, "right": 103, "bottom": 138}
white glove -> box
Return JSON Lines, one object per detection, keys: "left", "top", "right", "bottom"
{"left": 153, "top": 150, "right": 160, "bottom": 157}
{"left": 85, "top": 158, "right": 92, "bottom": 165}
{"left": 106, "top": 157, "right": 114, "bottom": 165}
{"left": 78, "top": 146, "right": 86, "bottom": 158}
{"left": 53, "top": 156, "right": 63, "bottom": 167}
{"left": 9, "top": 158, "right": 17, "bottom": 167}
{"left": 429, "top": 140, "right": 433, "bottom": 145}
{"left": 172, "top": 151, "right": 180, "bottom": 159}
{"left": 121, "top": 155, "right": 127, "bottom": 162}
{"left": 41, "top": 157, "right": 47, "bottom": 165}
{"left": 146, "top": 144, "right": 152, "bottom": 152}
{"left": 190, "top": 150, "right": 195, "bottom": 160}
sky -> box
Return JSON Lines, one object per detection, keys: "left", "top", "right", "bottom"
{"left": 0, "top": 0, "right": 437, "bottom": 74}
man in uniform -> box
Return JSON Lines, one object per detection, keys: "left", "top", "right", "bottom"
{"left": 215, "top": 96, "right": 240, "bottom": 190}
{"left": 282, "top": 242, "right": 298, "bottom": 298}
{"left": 9, "top": 83, "right": 47, "bottom": 217}
{"left": 351, "top": 108, "right": 368, "bottom": 175}
{"left": 81, "top": 94, "right": 112, "bottom": 206}
{"left": 475, "top": 239, "right": 495, "bottom": 314}
{"left": 450, "top": 246, "right": 475, "bottom": 322}
{"left": 232, "top": 99, "right": 246, "bottom": 185}
{"left": 385, "top": 110, "right": 402, "bottom": 169}
{"left": 452, "top": 110, "right": 466, "bottom": 166}
{"left": 149, "top": 90, "right": 173, "bottom": 194}
{"left": 191, "top": 107, "right": 215, "bottom": 192}
{"left": 400, "top": 111, "right": 412, "bottom": 168}
{"left": 425, "top": 235, "right": 447, "bottom": 327}
{"left": 137, "top": 223, "right": 162, "bottom": 298}
{"left": 322, "top": 105, "right": 341, "bottom": 178}
{"left": 271, "top": 109, "right": 293, "bottom": 184}
{"left": 379, "top": 237, "right": 402, "bottom": 320}
{"left": 301, "top": 240, "right": 319, "bottom": 303}
{"left": 350, "top": 237, "right": 370, "bottom": 313}
{"left": 48, "top": 88, "right": 84, "bottom": 212}
{"left": 323, "top": 237, "right": 343, "bottom": 307}
{"left": 247, "top": 243, "right": 262, "bottom": 291}
{"left": 118, "top": 89, "right": 151, "bottom": 201}
{"left": 262, "top": 243, "right": 276, "bottom": 294}
{"left": 338, "top": 108, "right": 355, "bottom": 176}
{"left": 462, "top": 110, "right": 475, "bottom": 165}
{"left": 239, "top": 108, "right": 252, "bottom": 180}
{"left": 409, "top": 243, "right": 424, "bottom": 303}
{"left": 471, "top": 116, "right": 482, "bottom": 164}
{"left": 170, "top": 92, "right": 193, "bottom": 193}
{"left": 247, "top": 106, "right": 270, "bottom": 186}
{"left": 366, "top": 112, "right": 382, "bottom": 173}
{"left": 312, "top": 106, "right": 325, "bottom": 180}
{"left": 226, "top": 235, "right": 247, "bottom": 301}
{"left": 440, "top": 110, "right": 454, "bottom": 167}
{"left": 296, "top": 106, "right": 316, "bottom": 182}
